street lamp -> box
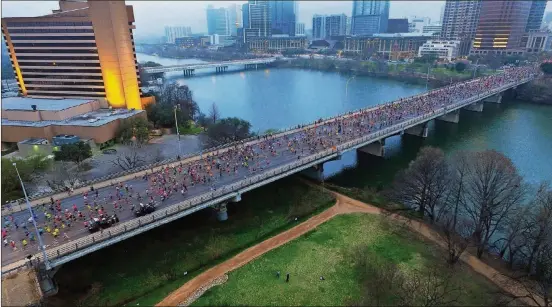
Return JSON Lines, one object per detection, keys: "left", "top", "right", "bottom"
{"left": 345, "top": 75, "right": 356, "bottom": 98}
{"left": 12, "top": 162, "right": 50, "bottom": 270}
{"left": 173, "top": 105, "right": 182, "bottom": 157}
{"left": 472, "top": 58, "right": 480, "bottom": 79}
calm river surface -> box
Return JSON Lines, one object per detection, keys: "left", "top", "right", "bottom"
{"left": 138, "top": 53, "right": 552, "bottom": 190}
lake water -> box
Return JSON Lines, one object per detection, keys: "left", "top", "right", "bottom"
{"left": 138, "top": 53, "right": 552, "bottom": 190}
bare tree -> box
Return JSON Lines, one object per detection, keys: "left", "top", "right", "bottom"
{"left": 462, "top": 150, "right": 526, "bottom": 258}
{"left": 110, "top": 146, "right": 146, "bottom": 171}
{"left": 492, "top": 206, "right": 530, "bottom": 269}
{"left": 398, "top": 267, "right": 462, "bottom": 307}
{"left": 208, "top": 102, "right": 220, "bottom": 124}
{"left": 45, "top": 161, "right": 83, "bottom": 190}
{"left": 389, "top": 147, "right": 451, "bottom": 223}
{"left": 437, "top": 213, "right": 472, "bottom": 265}
{"left": 525, "top": 183, "right": 552, "bottom": 274}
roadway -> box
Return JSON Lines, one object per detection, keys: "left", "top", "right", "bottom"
{"left": 0, "top": 66, "right": 537, "bottom": 269}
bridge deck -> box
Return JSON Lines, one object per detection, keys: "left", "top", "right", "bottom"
{"left": 0, "top": 68, "right": 537, "bottom": 272}
{"left": 143, "top": 58, "right": 277, "bottom": 73}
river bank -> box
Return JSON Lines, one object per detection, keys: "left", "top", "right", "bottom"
{"left": 274, "top": 58, "right": 474, "bottom": 88}
{"left": 516, "top": 76, "right": 552, "bottom": 105}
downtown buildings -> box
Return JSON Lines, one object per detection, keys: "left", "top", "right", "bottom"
{"left": 441, "top": 0, "right": 547, "bottom": 56}
{"left": 164, "top": 26, "right": 192, "bottom": 44}
{"left": 312, "top": 14, "right": 347, "bottom": 40}
{"left": 1, "top": 0, "right": 148, "bottom": 147}
{"left": 351, "top": 0, "right": 390, "bottom": 36}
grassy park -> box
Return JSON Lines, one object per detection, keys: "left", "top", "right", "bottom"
{"left": 47, "top": 177, "right": 334, "bottom": 306}
{"left": 193, "top": 214, "right": 499, "bottom": 306}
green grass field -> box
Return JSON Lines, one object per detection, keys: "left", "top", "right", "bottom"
{"left": 193, "top": 214, "right": 498, "bottom": 306}
{"left": 47, "top": 177, "right": 334, "bottom": 306}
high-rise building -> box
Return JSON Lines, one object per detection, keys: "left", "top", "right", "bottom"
{"left": 408, "top": 16, "right": 431, "bottom": 33}
{"left": 471, "top": 0, "right": 531, "bottom": 55}
{"left": 269, "top": 1, "right": 297, "bottom": 36}
{"left": 164, "top": 26, "right": 192, "bottom": 44}
{"left": 441, "top": 0, "right": 482, "bottom": 56}
{"left": 227, "top": 4, "right": 242, "bottom": 36}
{"left": 242, "top": 1, "right": 271, "bottom": 41}
{"left": 346, "top": 16, "right": 352, "bottom": 35}
{"left": 423, "top": 24, "right": 442, "bottom": 36}
{"left": 326, "top": 14, "right": 347, "bottom": 38}
{"left": 526, "top": 0, "right": 547, "bottom": 32}
{"left": 312, "top": 15, "right": 326, "bottom": 40}
{"left": 295, "top": 22, "right": 305, "bottom": 36}
{"left": 351, "top": 0, "right": 390, "bottom": 36}
{"left": 1, "top": 0, "right": 144, "bottom": 109}
{"left": 207, "top": 5, "right": 230, "bottom": 36}
{"left": 387, "top": 18, "right": 409, "bottom": 33}
{"left": 312, "top": 14, "right": 347, "bottom": 40}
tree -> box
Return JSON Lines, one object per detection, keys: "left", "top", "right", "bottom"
{"left": 1, "top": 155, "right": 50, "bottom": 201}
{"left": 54, "top": 141, "right": 92, "bottom": 166}
{"left": 110, "top": 145, "right": 146, "bottom": 171}
{"left": 397, "top": 267, "right": 462, "bottom": 307}
{"left": 45, "top": 161, "right": 83, "bottom": 190}
{"left": 455, "top": 62, "right": 467, "bottom": 72}
{"left": 207, "top": 117, "right": 252, "bottom": 145}
{"left": 208, "top": 102, "right": 220, "bottom": 124}
{"left": 437, "top": 213, "right": 472, "bottom": 265}
{"left": 492, "top": 206, "right": 529, "bottom": 269}
{"left": 116, "top": 117, "right": 151, "bottom": 146}
{"left": 389, "top": 147, "right": 451, "bottom": 222}
{"left": 158, "top": 82, "right": 199, "bottom": 121}
{"left": 483, "top": 54, "right": 502, "bottom": 71}
{"left": 540, "top": 62, "right": 552, "bottom": 75}
{"left": 462, "top": 150, "right": 525, "bottom": 258}
{"left": 524, "top": 183, "right": 552, "bottom": 274}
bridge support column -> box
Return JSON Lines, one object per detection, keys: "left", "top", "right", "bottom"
{"left": 213, "top": 203, "right": 228, "bottom": 221}
{"left": 301, "top": 163, "right": 324, "bottom": 182}
{"left": 404, "top": 122, "right": 429, "bottom": 138}
{"left": 436, "top": 110, "right": 459, "bottom": 123}
{"left": 357, "top": 139, "right": 385, "bottom": 157}
{"left": 37, "top": 264, "right": 61, "bottom": 296}
{"left": 463, "top": 101, "right": 484, "bottom": 112}
{"left": 483, "top": 93, "right": 503, "bottom": 104}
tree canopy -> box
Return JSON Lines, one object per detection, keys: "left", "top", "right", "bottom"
{"left": 540, "top": 62, "right": 552, "bottom": 75}
{"left": 207, "top": 117, "right": 253, "bottom": 145}
{"left": 116, "top": 117, "right": 151, "bottom": 145}
{"left": 2, "top": 155, "right": 51, "bottom": 201}
{"left": 54, "top": 141, "right": 92, "bottom": 165}
{"left": 454, "top": 62, "right": 467, "bottom": 72}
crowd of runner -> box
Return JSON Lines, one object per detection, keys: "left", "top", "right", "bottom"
{"left": 1, "top": 65, "right": 540, "bottom": 254}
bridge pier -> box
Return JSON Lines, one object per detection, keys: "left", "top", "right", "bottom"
{"left": 483, "top": 93, "right": 503, "bottom": 104}
{"left": 183, "top": 69, "right": 195, "bottom": 76}
{"left": 301, "top": 163, "right": 324, "bottom": 182}
{"left": 404, "top": 122, "right": 429, "bottom": 138}
{"left": 36, "top": 263, "right": 61, "bottom": 297}
{"left": 436, "top": 110, "right": 460, "bottom": 123}
{"left": 357, "top": 139, "right": 385, "bottom": 157}
{"left": 463, "top": 101, "right": 484, "bottom": 112}
{"left": 213, "top": 203, "right": 228, "bottom": 221}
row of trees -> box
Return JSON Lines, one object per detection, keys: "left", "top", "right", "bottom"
{"left": 388, "top": 147, "right": 552, "bottom": 306}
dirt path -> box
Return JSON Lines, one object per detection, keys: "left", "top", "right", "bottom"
{"left": 157, "top": 192, "right": 538, "bottom": 306}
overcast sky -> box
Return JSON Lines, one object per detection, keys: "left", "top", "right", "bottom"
{"left": 2, "top": 0, "right": 552, "bottom": 38}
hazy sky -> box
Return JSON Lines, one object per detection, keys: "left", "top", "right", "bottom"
{"left": 2, "top": 0, "right": 552, "bottom": 38}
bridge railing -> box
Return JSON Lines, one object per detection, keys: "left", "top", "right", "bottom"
{"left": 3, "top": 73, "right": 535, "bottom": 216}
{"left": 16, "top": 77, "right": 532, "bottom": 268}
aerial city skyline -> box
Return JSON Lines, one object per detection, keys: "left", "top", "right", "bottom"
{"left": 0, "top": 1, "right": 551, "bottom": 307}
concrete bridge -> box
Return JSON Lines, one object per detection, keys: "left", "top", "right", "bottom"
{"left": 142, "top": 58, "right": 278, "bottom": 75}
{"left": 0, "top": 69, "right": 537, "bottom": 290}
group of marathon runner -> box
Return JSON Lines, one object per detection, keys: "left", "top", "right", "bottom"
{"left": 1, "top": 65, "right": 540, "bottom": 256}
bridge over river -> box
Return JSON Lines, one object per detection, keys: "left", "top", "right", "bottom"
{"left": 142, "top": 57, "right": 278, "bottom": 75}
{"left": 0, "top": 67, "right": 538, "bottom": 283}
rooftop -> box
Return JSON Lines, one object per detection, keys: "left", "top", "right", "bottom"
{"left": 2, "top": 109, "right": 144, "bottom": 128}
{"left": 1, "top": 97, "right": 94, "bottom": 111}
{"left": 19, "top": 138, "right": 49, "bottom": 145}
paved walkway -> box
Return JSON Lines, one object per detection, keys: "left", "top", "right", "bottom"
{"left": 1, "top": 268, "right": 41, "bottom": 307}
{"left": 157, "top": 192, "right": 539, "bottom": 306}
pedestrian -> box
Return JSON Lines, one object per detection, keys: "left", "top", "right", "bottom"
{"left": 286, "top": 273, "right": 290, "bottom": 283}
{"left": 276, "top": 271, "right": 280, "bottom": 279}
